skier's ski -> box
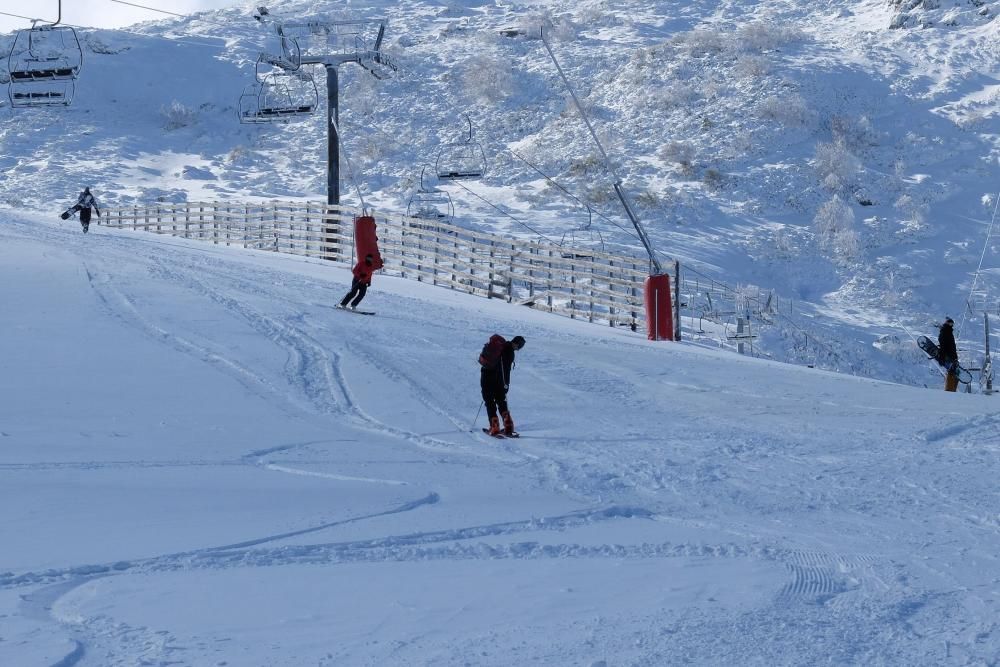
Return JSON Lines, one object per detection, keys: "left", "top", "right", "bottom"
{"left": 482, "top": 428, "right": 519, "bottom": 438}
{"left": 335, "top": 305, "right": 375, "bottom": 315}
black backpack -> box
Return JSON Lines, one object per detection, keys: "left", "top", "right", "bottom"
{"left": 478, "top": 334, "right": 506, "bottom": 369}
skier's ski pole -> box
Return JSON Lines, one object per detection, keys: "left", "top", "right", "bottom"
{"left": 471, "top": 400, "right": 484, "bottom": 431}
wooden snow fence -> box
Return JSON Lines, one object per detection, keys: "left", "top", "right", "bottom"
{"left": 101, "top": 201, "right": 656, "bottom": 331}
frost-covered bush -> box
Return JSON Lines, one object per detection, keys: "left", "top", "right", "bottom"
{"left": 758, "top": 93, "right": 813, "bottom": 127}
{"left": 814, "top": 195, "right": 860, "bottom": 263}
{"left": 735, "top": 22, "right": 804, "bottom": 51}
{"left": 655, "top": 81, "right": 700, "bottom": 108}
{"left": 895, "top": 194, "right": 929, "bottom": 233}
{"left": 461, "top": 54, "right": 515, "bottom": 102}
{"left": 659, "top": 141, "right": 696, "bottom": 178}
{"left": 830, "top": 115, "right": 878, "bottom": 151}
{"left": 813, "top": 139, "right": 860, "bottom": 193}
{"left": 734, "top": 54, "right": 771, "bottom": 78}
{"left": 161, "top": 101, "right": 197, "bottom": 130}
{"left": 677, "top": 29, "right": 726, "bottom": 57}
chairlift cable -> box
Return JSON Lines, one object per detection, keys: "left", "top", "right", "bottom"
{"left": 329, "top": 116, "right": 366, "bottom": 212}
{"left": 0, "top": 11, "right": 46, "bottom": 23}
{"left": 107, "top": 0, "right": 189, "bottom": 20}
{"left": 508, "top": 147, "right": 638, "bottom": 240}
{"left": 450, "top": 180, "right": 560, "bottom": 245}
{"left": 1, "top": 12, "right": 230, "bottom": 50}
{"left": 957, "top": 189, "right": 1000, "bottom": 345}
{"left": 105, "top": 0, "right": 233, "bottom": 28}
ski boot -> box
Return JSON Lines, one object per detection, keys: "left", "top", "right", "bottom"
{"left": 487, "top": 415, "right": 501, "bottom": 436}
{"left": 501, "top": 410, "right": 515, "bottom": 436}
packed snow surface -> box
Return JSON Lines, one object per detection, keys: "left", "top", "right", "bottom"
{"left": 2, "top": 210, "right": 1000, "bottom": 665}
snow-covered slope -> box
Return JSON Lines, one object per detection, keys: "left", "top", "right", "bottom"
{"left": 4, "top": 209, "right": 1000, "bottom": 665}
{"left": 2, "top": 0, "right": 1000, "bottom": 386}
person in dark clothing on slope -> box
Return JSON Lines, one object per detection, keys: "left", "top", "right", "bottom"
{"left": 340, "top": 254, "right": 375, "bottom": 309}
{"left": 481, "top": 335, "right": 525, "bottom": 436}
{"left": 74, "top": 187, "right": 100, "bottom": 233}
{"left": 937, "top": 317, "right": 959, "bottom": 392}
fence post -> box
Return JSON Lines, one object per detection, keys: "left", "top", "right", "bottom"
{"left": 674, "top": 260, "right": 682, "bottom": 341}
{"left": 608, "top": 259, "right": 615, "bottom": 327}
{"left": 507, "top": 243, "right": 515, "bottom": 303}
{"left": 547, "top": 249, "right": 554, "bottom": 312}
{"left": 528, "top": 245, "right": 535, "bottom": 302}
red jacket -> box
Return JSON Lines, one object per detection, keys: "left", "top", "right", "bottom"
{"left": 352, "top": 260, "right": 374, "bottom": 285}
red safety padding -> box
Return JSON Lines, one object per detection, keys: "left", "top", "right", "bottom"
{"left": 354, "top": 215, "right": 384, "bottom": 270}
{"left": 644, "top": 274, "right": 674, "bottom": 341}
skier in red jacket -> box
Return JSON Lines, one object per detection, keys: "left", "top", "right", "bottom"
{"left": 340, "top": 254, "right": 375, "bottom": 309}
{"left": 481, "top": 335, "right": 525, "bottom": 436}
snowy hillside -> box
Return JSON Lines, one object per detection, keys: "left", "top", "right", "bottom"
{"left": 4, "top": 209, "right": 1000, "bottom": 666}
{"left": 2, "top": 0, "right": 1000, "bottom": 386}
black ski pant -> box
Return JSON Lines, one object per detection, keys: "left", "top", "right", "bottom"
{"left": 79, "top": 206, "right": 92, "bottom": 225}
{"left": 340, "top": 279, "right": 368, "bottom": 307}
{"left": 480, "top": 380, "right": 508, "bottom": 421}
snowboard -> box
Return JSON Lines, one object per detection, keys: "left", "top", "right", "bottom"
{"left": 917, "top": 335, "right": 939, "bottom": 360}
{"left": 335, "top": 305, "right": 375, "bottom": 315}
{"left": 61, "top": 205, "right": 81, "bottom": 220}
{"left": 917, "top": 335, "right": 972, "bottom": 384}
{"left": 482, "top": 428, "right": 519, "bottom": 439}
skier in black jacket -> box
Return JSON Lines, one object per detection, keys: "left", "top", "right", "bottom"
{"left": 481, "top": 335, "right": 525, "bottom": 436}
{"left": 937, "top": 317, "right": 959, "bottom": 392}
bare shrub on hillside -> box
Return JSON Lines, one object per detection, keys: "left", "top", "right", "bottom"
{"left": 161, "top": 101, "right": 197, "bottom": 130}
{"left": 813, "top": 139, "right": 860, "bottom": 194}
{"left": 655, "top": 81, "right": 700, "bottom": 108}
{"left": 758, "top": 93, "right": 814, "bottom": 127}
{"left": 814, "top": 195, "right": 860, "bottom": 263}
{"left": 735, "top": 22, "right": 804, "bottom": 51}
{"left": 702, "top": 168, "right": 724, "bottom": 192}
{"left": 567, "top": 154, "right": 605, "bottom": 178}
{"left": 659, "top": 141, "right": 696, "bottom": 178}
{"left": 734, "top": 54, "right": 771, "bottom": 78}
{"left": 830, "top": 115, "right": 879, "bottom": 150}
{"left": 895, "top": 193, "right": 930, "bottom": 234}
{"left": 461, "top": 53, "right": 515, "bottom": 102}
{"left": 677, "top": 29, "right": 726, "bottom": 57}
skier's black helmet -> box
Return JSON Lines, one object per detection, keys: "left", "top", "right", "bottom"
{"left": 511, "top": 335, "right": 525, "bottom": 350}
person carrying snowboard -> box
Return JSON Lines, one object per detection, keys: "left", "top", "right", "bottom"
{"left": 74, "top": 187, "right": 100, "bottom": 233}
{"left": 479, "top": 334, "right": 525, "bottom": 436}
{"left": 340, "top": 253, "right": 375, "bottom": 310}
{"left": 937, "top": 317, "right": 959, "bottom": 392}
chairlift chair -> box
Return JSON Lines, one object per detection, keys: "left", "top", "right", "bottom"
{"left": 559, "top": 208, "right": 606, "bottom": 258}
{"left": 8, "top": 23, "right": 82, "bottom": 82}
{"left": 9, "top": 78, "right": 75, "bottom": 108}
{"left": 406, "top": 166, "right": 454, "bottom": 221}
{"left": 435, "top": 115, "right": 487, "bottom": 181}
{"left": 237, "top": 70, "right": 318, "bottom": 124}
{"left": 7, "top": 16, "right": 82, "bottom": 109}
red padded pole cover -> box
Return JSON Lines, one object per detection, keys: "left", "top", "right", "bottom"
{"left": 354, "top": 216, "right": 384, "bottom": 270}
{"left": 644, "top": 274, "right": 674, "bottom": 341}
